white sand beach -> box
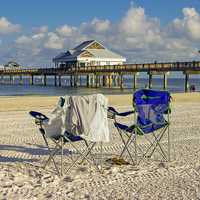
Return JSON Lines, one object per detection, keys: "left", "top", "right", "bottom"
{"left": 1, "top": 93, "right": 200, "bottom": 199}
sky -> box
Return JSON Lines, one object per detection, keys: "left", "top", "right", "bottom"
{"left": 0, "top": 0, "right": 200, "bottom": 66}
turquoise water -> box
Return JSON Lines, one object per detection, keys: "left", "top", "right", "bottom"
{"left": 0, "top": 77, "right": 199, "bottom": 96}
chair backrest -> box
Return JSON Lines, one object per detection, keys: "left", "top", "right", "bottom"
{"left": 133, "top": 89, "right": 171, "bottom": 134}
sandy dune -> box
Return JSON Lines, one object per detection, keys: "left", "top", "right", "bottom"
{"left": 0, "top": 93, "right": 200, "bottom": 199}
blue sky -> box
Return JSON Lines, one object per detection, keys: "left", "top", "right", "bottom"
{"left": 0, "top": 0, "right": 200, "bottom": 66}
{"left": 1, "top": 0, "right": 200, "bottom": 28}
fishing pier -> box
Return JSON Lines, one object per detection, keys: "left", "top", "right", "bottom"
{"left": 1, "top": 61, "right": 200, "bottom": 92}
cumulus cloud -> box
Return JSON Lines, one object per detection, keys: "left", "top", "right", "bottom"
{"left": 38, "top": 25, "right": 48, "bottom": 33}
{"left": 169, "top": 7, "right": 200, "bottom": 40}
{"left": 56, "top": 25, "right": 77, "bottom": 37}
{"left": 90, "top": 18, "right": 111, "bottom": 32}
{"left": 0, "top": 17, "right": 20, "bottom": 34}
{"left": 80, "top": 18, "right": 111, "bottom": 35}
{"left": 16, "top": 35, "right": 32, "bottom": 45}
{"left": 119, "top": 6, "right": 159, "bottom": 36}
{"left": 44, "top": 32, "right": 64, "bottom": 49}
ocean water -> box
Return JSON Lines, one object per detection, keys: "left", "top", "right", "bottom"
{"left": 0, "top": 77, "right": 199, "bottom": 96}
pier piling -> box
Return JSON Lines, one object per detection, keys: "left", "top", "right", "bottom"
{"left": 30, "top": 75, "right": 34, "bottom": 85}
{"left": 86, "top": 75, "right": 90, "bottom": 87}
{"left": 163, "top": 73, "right": 168, "bottom": 90}
{"left": 148, "top": 74, "right": 153, "bottom": 89}
{"left": 58, "top": 75, "right": 61, "bottom": 87}
{"left": 120, "top": 73, "right": 123, "bottom": 90}
{"left": 70, "top": 75, "right": 73, "bottom": 87}
{"left": 133, "top": 73, "right": 138, "bottom": 90}
{"left": 54, "top": 75, "right": 57, "bottom": 87}
{"left": 185, "top": 73, "right": 189, "bottom": 92}
{"left": 19, "top": 75, "right": 23, "bottom": 85}
{"left": 102, "top": 75, "right": 106, "bottom": 87}
{"left": 9, "top": 75, "right": 12, "bottom": 84}
{"left": 43, "top": 75, "right": 47, "bottom": 86}
{"left": 1, "top": 75, "right": 3, "bottom": 84}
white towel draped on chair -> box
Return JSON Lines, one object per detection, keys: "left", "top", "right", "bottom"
{"left": 43, "top": 94, "right": 110, "bottom": 142}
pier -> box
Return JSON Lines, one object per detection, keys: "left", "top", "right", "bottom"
{"left": 0, "top": 61, "right": 200, "bottom": 92}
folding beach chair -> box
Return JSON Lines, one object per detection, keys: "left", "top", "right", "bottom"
{"left": 109, "top": 89, "right": 171, "bottom": 164}
{"left": 29, "top": 110, "right": 99, "bottom": 176}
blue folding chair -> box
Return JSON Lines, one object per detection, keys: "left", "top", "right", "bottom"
{"left": 109, "top": 89, "right": 171, "bottom": 164}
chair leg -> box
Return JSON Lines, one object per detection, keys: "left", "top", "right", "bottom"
{"left": 65, "top": 142, "right": 97, "bottom": 173}
{"left": 80, "top": 142, "right": 101, "bottom": 172}
{"left": 151, "top": 132, "right": 167, "bottom": 160}
{"left": 61, "top": 137, "right": 64, "bottom": 176}
{"left": 134, "top": 128, "right": 138, "bottom": 164}
{"left": 44, "top": 146, "right": 60, "bottom": 169}
{"left": 67, "top": 140, "right": 97, "bottom": 167}
{"left": 167, "top": 125, "right": 170, "bottom": 162}
{"left": 140, "top": 126, "right": 168, "bottom": 162}
{"left": 100, "top": 142, "right": 103, "bottom": 173}
{"left": 84, "top": 141, "right": 102, "bottom": 172}
{"left": 118, "top": 129, "right": 135, "bottom": 164}
{"left": 42, "top": 135, "right": 60, "bottom": 175}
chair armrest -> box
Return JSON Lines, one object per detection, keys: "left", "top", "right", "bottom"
{"left": 107, "top": 106, "right": 134, "bottom": 119}
{"left": 29, "top": 111, "right": 49, "bottom": 125}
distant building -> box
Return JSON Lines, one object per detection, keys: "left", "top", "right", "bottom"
{"left": 53, "top": 40, "right": 126, "bottom": 68}
{"left": 4, "top": 61, "right": 20, "bottom": 69}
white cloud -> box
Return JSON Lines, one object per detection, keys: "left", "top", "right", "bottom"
{"left": 32, "top": 33, "right": 45, "bottom": 40}
{"left": 119, "top": 6, "right": 160, "bottom": 36}
{"left": 0, "top": 17, "right": 20, "bottom": 34}
{"left": 15, "top": 35, "right": 32, "bottom": 44}
{"left": 56, "top": 25, "right": 76, "bottom": 37}
{"left": 38, "top": 25, "right": 48, "bottom": 33}
{"left": 91, "top": 18, "right": 110, "bottom": 32}
{"left": 44, "top": 32, "right": 64, "bottom": 49}
{"left": 16, "top": 33, "right": 45, "bottom": 45}
{"left": 80, "top": 18, "right": 111, "bottom": 34}
{"left": 170, "top": 8, "right": 200, "bottom": 40}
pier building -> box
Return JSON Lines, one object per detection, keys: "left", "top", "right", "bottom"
{"left": 53, "top": 40, "right": 126, "bottom": 68}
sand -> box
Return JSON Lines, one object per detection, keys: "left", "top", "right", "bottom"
{"left": 0, "top": 93, "right": 200, "bottom": 199}
{"left": 1, "top": 92, "right": 200, "bottom": 112}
